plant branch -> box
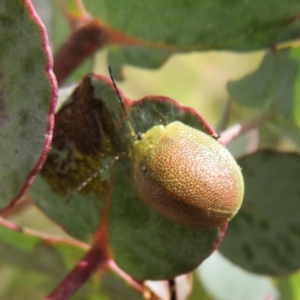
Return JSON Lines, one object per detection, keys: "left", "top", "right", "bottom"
{"left": 219, "top": 114, "right": 269, "bottom": 146}
{"left": 54, "top": 19, "right": 107, "bottom": 85}
{"left": 54, "top": 0, "right": 141, "bottom": 85}
{"left": 107, "top": 259, "right": 145, "bottom": 293}
{"left": 45, "top": 247, "right": 107, "bottom": 300}
{"left": 0, "top": 216, "right": 89, "bottom": 250}
{"left": 247, "top": 129, "right": 260, "bottom": 153}
{"left": 1, "top": 213, "right": 145, "bottom": 298}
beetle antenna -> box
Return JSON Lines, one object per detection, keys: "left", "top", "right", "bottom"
{"left": 108, "top": 65, "right": 142, "bottom": 140}
{"left": 109, "top": 65, "right": 126, "bottom": 112}
{"left": 66, "top": 153, "right": 125, "bottom": 204}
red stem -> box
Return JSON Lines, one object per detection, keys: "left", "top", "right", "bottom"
{"left": 54, "top": 20, "right": 107, "bottom": 85}
{"left": 0, "top": 216, "right": 89, "bottom": 250}
{"left": 45, "top": 247, "right": 107, "bottom": 300}
{"left": 107, "top": 259, "right": 145, "bottom": 293}
{"left": 219, "top": 114, "right": 269, "bottom": 146}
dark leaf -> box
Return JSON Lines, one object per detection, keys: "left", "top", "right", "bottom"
{"left": 228, "top": 48, "right": 300, "bottom": 145}
{"left": 219, "top": 150, "right": 300, "bottom": 275}
{"left": 0, "top": 0, "right": 57, "bottom": 209}
{"left": 82, "top": 0, "right": 300, "bottom": 51}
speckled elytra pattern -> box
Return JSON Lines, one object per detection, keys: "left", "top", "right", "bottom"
{"left": 130, "top": 121, "right": 244, "bottom": 229}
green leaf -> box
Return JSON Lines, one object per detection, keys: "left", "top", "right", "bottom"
{"left": 31, "top": 175, "right": 105, "bottom": 241}
{"left": 31, "top": 76, "right": 116, "bottom": 241}
{"left": 228, "top": 48, "right": 300, "bottom": 145}
{"left": 219, "top": 150, "right": 300, "bottom": 275}
{"left": 30, "top": 74, "right": 136, "bottom": 241}
{"left": 33, "top": 74, "right": 224, "bottom": 279}
{"left": 228, "top": 49, "right": 296, "bottom": 109}
{"left": 109, "top": 156, "right": 220, "bottom": 279}
{"left": 228, "top": 49, "right": 298, "bottom": 111}
{"left": 82, "top": 0, "right": 300, "bottom": 51}
{"left": 0, "top": 0, "right": 57, "bottom": 209}
{"left": 108, "top": 97, "right": 223, "bottom": 280}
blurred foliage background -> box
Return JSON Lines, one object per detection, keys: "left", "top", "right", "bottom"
{"left": 2, "top": 0, "right": 300, "bottom": 299}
